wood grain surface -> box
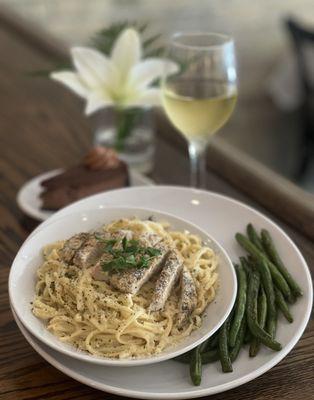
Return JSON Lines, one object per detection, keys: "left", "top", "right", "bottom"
{"left": 0, "top": 9, "right": 313, "bottom": 400}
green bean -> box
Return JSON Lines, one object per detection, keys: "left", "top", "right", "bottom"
{"left": 199, "top": 339, "right": 209, "bottom": 353}
{"left": 235, "top": 233, "right": 292, "bottom": 301}
{"left": 244, "top": 327, "right": 252, "bottom": 344}
{"left": 259, "top": 286, "right": 268, "bottom": 320}
{"left": 249, "top": 287, "right": 267, "bottom": 357}
{"left": 190, "top": 347, "right": 202, "bottom": 386}
{"left": 267, "top": 307, "right": 277, "bottom": 338}
{"left": 274, "top": 286, "right": 294, "bottom": 323}
{"left": 174, "top": 352, "right": 191, "bottom": 363}
{"left": 255, "top": 259, "right": 276, "bottom": 337}
{"left": 247, "top": 224, "right": 263, "bottom": 251}
{"left": 174, "top": 349, "right": 218, "bottom": 365}
{"left": 261, "top": 229, "right": 303, "bottom": 297}
{"left": 249, "top": 338, "right": 258, "bottom": 357}
{"left": 247, "top": 268, "right": 260, "bottom": 347}
{"left": 241, "top": 260, "right": 253, "bottom": 344}
{"left": 269, "top": 307, "right": 278, "bottom": 338}
{"left": 229, "top": 264, "right": 247, "bottom": 347}
{"left": 198, "top": 331, "right": 219, "bottom": 353}
{"left": 218, "top": 319, "right": 233, "bottom": 373}
{"left": 240, "top": 257, "right": 251, "bottom": 274}
{"left": 202, "top": 349, "right": 219, "bottom": 364}
{"left": 207, "top": 333, "right": 219, "bottom": 350}
{"left": 230, "top": 317, "right": 246, "bottom": 362}
{"left": 247, "top": 255, "right": 257, "bottom": 267}
{"left": 246, "top": 268, "right": 282, "bottom": 351}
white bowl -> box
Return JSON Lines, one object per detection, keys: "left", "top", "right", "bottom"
{"left": 9, "top": 206, "right": 236, "bottom": 367}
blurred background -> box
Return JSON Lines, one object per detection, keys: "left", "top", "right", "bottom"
{"left": 1, "top": 0, "right": 314, "bottom": 192}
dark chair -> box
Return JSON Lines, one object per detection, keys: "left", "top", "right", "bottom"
{"left": 285, "top": 18, "right": 314, "bottom": 180}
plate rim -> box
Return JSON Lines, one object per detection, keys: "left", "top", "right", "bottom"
{"left": 11, "top": 186, "right": 313, "bottom": 399}
{"left": 16, "top": 169, "right": 63, "bottom": 221}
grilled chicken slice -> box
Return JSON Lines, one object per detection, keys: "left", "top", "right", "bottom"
{"left": 67, "top": 229, "right": 133, "bottom": 269}
{"left": 108, "top": 234, "right": 168, "bottom": 294}
{"left": 59, "top": 233, "right": 89, "bottom": 264}
{"left": 109, "top": 244, "right": 168, "bottom": 294}
{"left": 91, "top": 252, "right": 112, "bottom": 281}
{"left": 72, "top": 234, "right": 105, "bottom": 268}
{"left": 149, "top": 249, "right": 183, "bottom": 312}
{"left": 90, "top": 229, "right": 137, "bottom": 281}
{"left": 92, "top": 234, "right": 169, "bottom": 294}
{"left": 177, "top": 267, "right": 197, "bottom": 327}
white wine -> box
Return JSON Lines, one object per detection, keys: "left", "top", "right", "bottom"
{"left": 162, "top": 80, "right": 237, "bottom": 142}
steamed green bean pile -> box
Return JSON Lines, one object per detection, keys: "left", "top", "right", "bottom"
{"left": 174, "top": 223, "right": 302, "bottom": 386}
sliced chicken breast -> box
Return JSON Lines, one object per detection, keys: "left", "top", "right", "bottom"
{"left": 72, "top": 235, "right": 105, "bottom": 268}
{"left": 59, "top": 233, "right": 89, "bottom": 264}
{"left": 149, "top": 249, "right": 183, "bottom": 312}
{"left": 65, "top": 230, "right": 132, "bottom": 268}
{"left": 91, "top": 252, "right": 112, "bottom": 281}
{"left": 108, "top": 234, "right": 168, "bottom": 294}
{"left": 92, "top": 234, "right": 169, "bottom": 294}
{"left": 177, "top": 267, "right": 197, "bottom": 327}
{"left": 109, "top": 246, "right": 168, "bottom": 294}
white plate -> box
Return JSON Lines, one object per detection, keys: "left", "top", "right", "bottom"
{"left": 9, "top": 206, "right": 236, "bottom": 366}
{"left": 16, "top": 169, "right": 153, "bottom": 221}
{"left": 12, "top": 186, "right": 313, "bottom": 399}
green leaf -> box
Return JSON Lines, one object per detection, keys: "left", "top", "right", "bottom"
{"left": 138, "top": 255, "right": 151, "bottom": 268}
{"left": 124, "top": 239, "right": 141, "bottom": 253}
{"left": 128, "top": 239, "right": 140, "bottom": 246}
{"left": 99, "top": 235, "right": 161, "bottom": 273}
{"left": 122, "top": 236, "right": 127, "bottom": 250}
{"left": 125, "top": 254, "right": 136, "bottom": 265}
{"left": 146, "top": 247, "right": 162, "bottom": 257}
{"left": 143, "top": 33, "right": 162, "bottom": 49}
{"left": 31, "top": 20, "right": 165, "bottom": 80}
{"left": 90, "top": 20, "right": 164, "bottom": 59}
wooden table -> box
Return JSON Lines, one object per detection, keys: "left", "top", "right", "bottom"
{"left": 0, "top": 10, "right": 313, "bottom": 400}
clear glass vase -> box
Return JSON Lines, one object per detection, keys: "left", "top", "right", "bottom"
{"left": 93, "top": 108, "right": 155, "bottom": 174}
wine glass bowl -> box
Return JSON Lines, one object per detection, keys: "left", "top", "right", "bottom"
{"left": 162, "top": 32, "right": 237, "bottom": 187}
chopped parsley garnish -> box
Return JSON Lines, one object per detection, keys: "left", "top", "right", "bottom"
{"left": 95, "top": 234, "right": 161, "bottom": 273}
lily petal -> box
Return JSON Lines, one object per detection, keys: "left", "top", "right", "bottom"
{"left": 111, "top": 28, "right": 141, "bottom": 80}
{"left": 129, "top": 58, "right": 179, "bottom": 89}
{"left": 71, "top": 47, "right": 118, "bottom": 89}
{"left": 50, "top": 71, "right": 87, "bottom": 98}
{"left": 126, "top": 88, "right": 161, "bottom": 108}
{"left": 85, "top": 91, "right": 113, "bottom": 115}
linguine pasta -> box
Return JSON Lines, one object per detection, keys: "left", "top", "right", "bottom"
{"left": 32, "top": 219, "right": 218, "bottom": 359}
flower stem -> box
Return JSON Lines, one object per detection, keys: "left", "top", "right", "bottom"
{"left": 114, "top": 108, "right": 143, "bottom": 151}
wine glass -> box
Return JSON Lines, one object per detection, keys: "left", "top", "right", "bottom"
{"left": 161, "top": 32, "right": 237, "bottom": 188}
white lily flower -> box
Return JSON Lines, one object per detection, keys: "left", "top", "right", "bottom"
{"left": 51, "top": 28, "right": 178, "bottom": 115}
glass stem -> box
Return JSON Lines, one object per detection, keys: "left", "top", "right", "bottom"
{"left": 188, "top": 142, "right": 207, "bottom": 188}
